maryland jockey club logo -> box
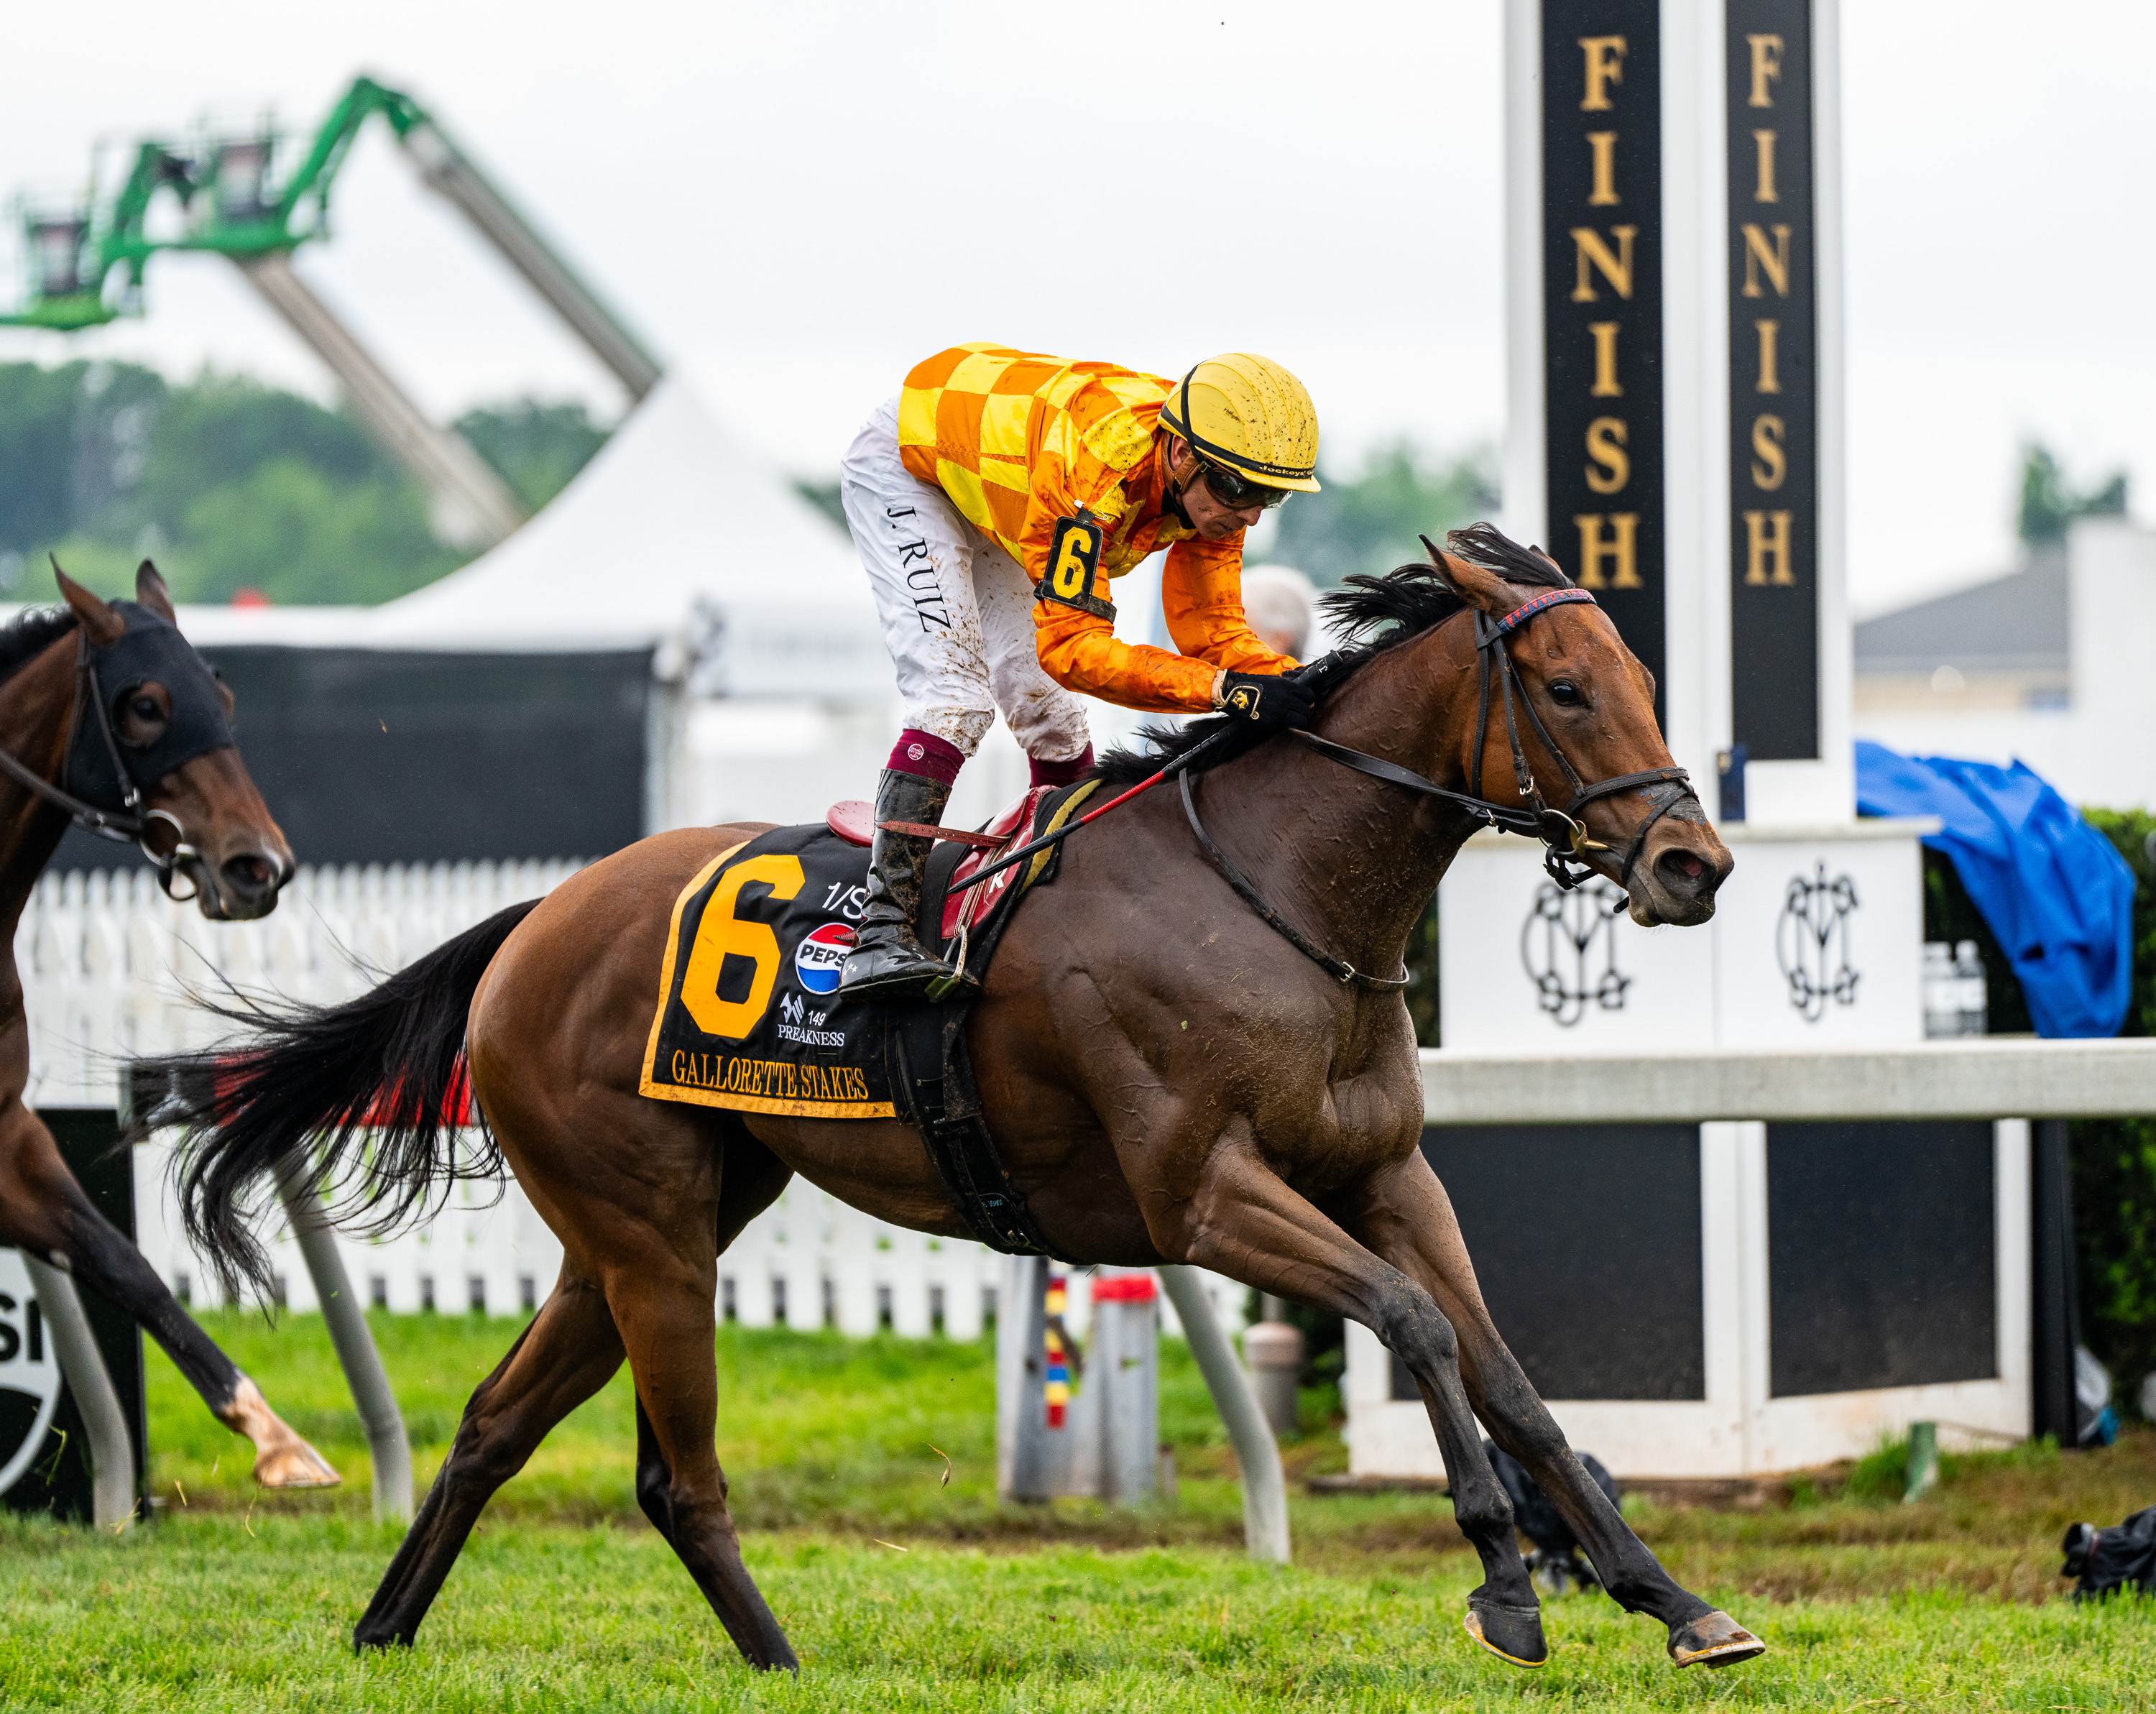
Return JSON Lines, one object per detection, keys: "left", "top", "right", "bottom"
{"left": 1521, "top": 879, "right": 1631, "bottom": 1026}
{"left": 1777, "top": 863, "right": 1860, "bottom": 1021}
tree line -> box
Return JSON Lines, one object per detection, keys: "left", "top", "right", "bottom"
{"left": 0, "top": 359, "right": 607, "bottom": 607}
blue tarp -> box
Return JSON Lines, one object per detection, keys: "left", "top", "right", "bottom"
{"left": 1855, "top": 741, "right": 2136, "bottom": 1038}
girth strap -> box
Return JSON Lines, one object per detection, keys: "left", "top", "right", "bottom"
{"left": 890, "top": 995, "right": 1056, "bottom": 1257}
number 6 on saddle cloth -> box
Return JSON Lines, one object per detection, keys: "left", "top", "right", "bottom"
{"left": 637, "top": 781, "right": 1102, "bottom": 1257}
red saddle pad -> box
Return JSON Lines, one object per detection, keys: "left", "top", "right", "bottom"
{"left": 824, "top": 786, "right": 1060, "bottom": 940}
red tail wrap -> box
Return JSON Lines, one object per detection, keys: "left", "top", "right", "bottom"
{"left": 209, "top": 1054, "right": 474, "bottom": 1128}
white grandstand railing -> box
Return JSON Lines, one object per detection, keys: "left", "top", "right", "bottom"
{"left": 27, "top": 860, "right": 1247, "bottom": 1341}
{"left": 19, "top": 859, "right": 589, "bottom": 1107}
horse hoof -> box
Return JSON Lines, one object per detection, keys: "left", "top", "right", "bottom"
{"left": 1464, "top": 1599, "right": 1549, "bottom": 1668}
{"left": 254, "top": 1439, "right": 341, "bottom": 1490}
{"left": 1669, "top": 1609, "right": 1765, "bottom": 1669}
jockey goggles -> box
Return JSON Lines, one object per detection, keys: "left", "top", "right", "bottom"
{"left": 1197, "top": 456, "right": 1292, "bottom": 512}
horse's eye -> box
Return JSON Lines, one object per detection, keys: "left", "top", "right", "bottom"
{"left": 1549, "top": 681, "right": 1583, "bottom": 707}
{"left": 131, "top": 696, "right": 162, "bottom": 722}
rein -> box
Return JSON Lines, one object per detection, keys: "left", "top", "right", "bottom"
{"left": 1180, "top": 583, "right": 1699, "bottom": 990}
{"left": 0, "top": 628, "right": 203, "bottom": 898}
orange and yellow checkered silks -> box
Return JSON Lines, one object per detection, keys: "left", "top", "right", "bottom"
{"left": 897, "top": 344, "right": 1294, "bottom": 714}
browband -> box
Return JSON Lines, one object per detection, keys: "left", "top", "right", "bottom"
{"left": 1492, "top": 586, "right": 1598, "bottom": 635}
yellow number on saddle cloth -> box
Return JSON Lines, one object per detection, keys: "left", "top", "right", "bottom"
{"left": 681, "top": 853, "right": 805, "bottom": 1038}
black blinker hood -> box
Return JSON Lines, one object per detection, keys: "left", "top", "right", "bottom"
{"left": 66, "top": 601, "right": 235, "bottom": 814}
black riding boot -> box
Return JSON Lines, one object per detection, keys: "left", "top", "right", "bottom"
{"left": 839, "top": 770, "right": 966, "bottom": 1000}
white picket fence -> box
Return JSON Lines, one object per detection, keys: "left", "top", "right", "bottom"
{"left": 28, "top": 860, "right": 1245, "bottom": 1340}
{"left": 19, "top": 859, "right": 589, "bottom": 1106}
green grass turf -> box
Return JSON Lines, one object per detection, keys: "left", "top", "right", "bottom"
{"left": 1, "top": 1516, "right": 2149, "bottom": 1710}
{"left": 0, "top": 1311, "right": 2148, "bottom": 1709}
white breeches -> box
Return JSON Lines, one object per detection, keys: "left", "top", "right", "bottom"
{"left": 840, "top": 397, "right": 1092, "bottom": 761}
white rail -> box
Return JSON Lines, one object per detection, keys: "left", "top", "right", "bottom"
{"left": 19, "top": 859, "right": 586, "bottom": 1107}
{"left": 1418, "top": 1038, "right": 2156, "bottom": 1123}
{"left": 26, "top": 860, "right": 1248, "bottom": 1340}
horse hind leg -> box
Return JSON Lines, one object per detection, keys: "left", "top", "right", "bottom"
{"left": 354, "top": 1270, "right": 625, "bottom": 1649}
{"left": 606, "top": 1247, "right": 797, "bottom": 1672}
{"left": 0, "top": 1104, "right": 335, "bottom": 1488}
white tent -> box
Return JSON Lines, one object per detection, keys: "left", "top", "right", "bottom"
{"left": 165, "top": 376, "right": 889, "bottom": 698}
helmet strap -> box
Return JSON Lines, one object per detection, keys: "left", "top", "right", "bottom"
{"left": 1161, "top": 435, "right": 1200, "bottom": 528}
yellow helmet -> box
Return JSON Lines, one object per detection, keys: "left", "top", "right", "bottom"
{"left": 1158, "top": 354, "right": 1322, "bottom": 494}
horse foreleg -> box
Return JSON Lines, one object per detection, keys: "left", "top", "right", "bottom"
{"left": 354, "top": 1269, "right": 625, "bottom": 1649}
{"left": 1343, "top": 1152, "right": 1765, "bottom": 1669}
{"left": 1140, "top": 1135, "right": 1546, "bottom": 1667}
{"left": 0, "top": 1100, "right": 336, "bottom": 1488}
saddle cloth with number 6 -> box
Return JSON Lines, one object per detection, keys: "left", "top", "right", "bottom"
{"left": 637, "top": 780, "right": 1098, "bottom": 1120}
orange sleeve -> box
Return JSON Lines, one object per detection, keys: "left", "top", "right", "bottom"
{"left": 1021, "top": 437, "right": 1222, "bottom": 714}
{"left": 1031, "top": 583, "right": 1219, "bottom": 712}
{"left": 1159, "top": 538, "right": 1300, "bottom": 677}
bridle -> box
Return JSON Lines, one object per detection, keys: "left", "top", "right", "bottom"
{"left": 0, "top": 627, "right": 208, "bottom": 900}
{"left": 1458, "top": 586, "right": 1695, "bottom": 890}
{"left": 1181, "top": 582, "right": 1700, "bottom": 990}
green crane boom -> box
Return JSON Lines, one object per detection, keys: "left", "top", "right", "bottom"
{"left": 1, "top": 75, "right": 661, "bottom": 401}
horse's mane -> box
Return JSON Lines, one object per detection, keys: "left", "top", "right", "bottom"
{"left": 1090, "top": 522, "right": 1570, "bottom": 786}
{"left": 0, "top": 607, "right": 78, "bottom": 686}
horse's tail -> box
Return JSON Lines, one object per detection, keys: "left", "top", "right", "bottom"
{"left": 139, "top": 898, "right": 542, "bottom": 1305}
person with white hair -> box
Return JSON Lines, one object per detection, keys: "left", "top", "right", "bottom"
{"left": 1240, "top": 564, "right": 1318, "bottom": 658}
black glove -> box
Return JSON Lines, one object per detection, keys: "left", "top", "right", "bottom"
{"left": 1216, "top": 669, "right": 1317, "bottom": 732}
{"left": 1281, "top": 646, "right": 1370, "bottom": 708}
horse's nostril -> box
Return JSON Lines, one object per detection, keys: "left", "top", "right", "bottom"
{"left": 222, "top": 854, "right": 275, "bottom": 895}
{"left": 1657, "top": 849, "right": 1710, "bottom": 891}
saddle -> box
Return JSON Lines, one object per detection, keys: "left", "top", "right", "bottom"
{"left": 641, "top": 781, "right": 1098, "bottom": 1257}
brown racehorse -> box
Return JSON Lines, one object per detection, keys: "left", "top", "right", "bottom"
{"left": 0, "top": 566, "right": 335, "bottom": 1490}
{"left": 158, "top": 527, "right": 1762, "bottom": 1672}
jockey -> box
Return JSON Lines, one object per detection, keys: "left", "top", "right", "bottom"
{"left": 837, "top": 344, "right": 1323, "bottom": 998}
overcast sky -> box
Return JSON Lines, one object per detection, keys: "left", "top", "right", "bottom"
{"left": 0, "top": 1, "right": 2145, "bottom": 618}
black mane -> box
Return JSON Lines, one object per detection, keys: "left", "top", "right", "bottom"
{"left": 0, "top": 606, "right": 78, "bottom": 685}
{"left": 1091, "top": 522, "right": 1569, "bottom": 785}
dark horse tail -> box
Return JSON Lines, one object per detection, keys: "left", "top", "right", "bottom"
{"left": 138, "top": 899, "right": 541, "bottom": 1304}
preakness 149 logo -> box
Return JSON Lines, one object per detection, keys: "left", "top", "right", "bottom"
{"left": 0, "top": 1249, "right": 63, "bottom": 1498}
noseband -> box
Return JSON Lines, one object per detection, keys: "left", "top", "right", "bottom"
{"left": 1181, "top": 584, "right": 1700, "bottom": 990}
{"left": 1459, "top": 586, "right": 1696, "bottom": 890}
{"left": 0, "top": 622, "right": 231, "bottom": 900}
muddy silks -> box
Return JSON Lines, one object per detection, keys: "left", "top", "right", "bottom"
{"left": 894, "top": 344, "right": 1296, "bottom": 714}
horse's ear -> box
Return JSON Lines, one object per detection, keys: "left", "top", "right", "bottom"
{"left": 1419, "top": 534, "right": 1516, "bottom": 619}
{"left": 52, "top": 556, "right": 126, "bottom": 645}
{"left": 136, "top": 559, "right": 178, "bottom": 623}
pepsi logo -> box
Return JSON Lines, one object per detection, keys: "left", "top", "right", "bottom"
{"left": 794, "top": 922, "right": 855, "bottom": 995}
